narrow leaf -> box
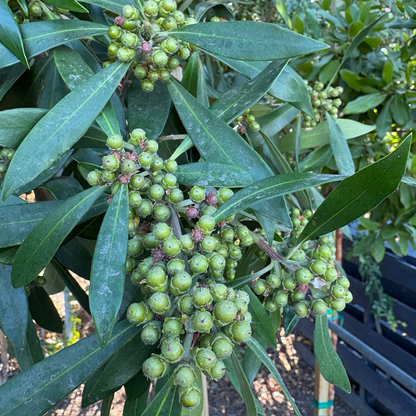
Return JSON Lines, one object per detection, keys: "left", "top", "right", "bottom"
{"left": 314, "top": 314, "right": 351, "bottom": 392}
{"left": 230, "top": 352, "right": 257, "bottom": 416}
{"left": 0, "top": 63, "right": 26, "bottom": 102}
{"left": 90, "top": 185, "right": 129, "bottom": 347}
{"left": 0, "top": 264, "right": 28, "bottom": 348}
{"left": 227, "top": 263, "right": 274, "bottom": 289}
{"left": 0, "top": 1, "right": 29, "bottom": 67}
{"left": 127, "top": 78, "right": 171, "bottom": 141}
{"left": 181, "top": 51, "right": 199, "bottom": 97}
{"left": 2, "top": 62, "right": 128, "bottom": 200}
{"left": 54, "top": 46, "right": 120, "bottom": 136}
{"left": 297, "top": 134, "right": 411, "bottom": 244}
{"left": 0, "top": 321, "right": 137, "bottom": 416}
{"left": 11, "top": 186, "right": 106, "bottom": 288}
{"left": 343, "top": 92, "right": 387, "bottom": 114}
{"left": 81, "top": 0, "right": 135, "bottom": 14}
{"left": 327, "top": 114, "right": 355, "bottom": 175}
{"left": 28, "top": 286, "right": 63, "bottom": 333}
{"left": 0, "top": 20, "right": 109, "bottom": 69}
{"left": 44, "top": 0, "right": 88, "bottom": 12}
{"left": 169, "top": 21, "right": 328, "bottom": 61}
{"left": 213, "top": 173, "right": 343, "bottom": 222}
{"left": 175, "top": 162, "right": 253, "bottom": 187}
{"left": 246, "top": 337, "right": 301, "bottom": 415}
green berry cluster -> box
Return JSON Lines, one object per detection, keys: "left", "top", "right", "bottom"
{"left": 7, "top": 0, "right": 69, "bottom": 23}
{"left": 235, "top": 108, "right": 260, "bottom": 134}
{"left": 0, "top": 146, "right": 15, "bottom": 179}
{"left": 303, "top": 81, "right": 343, "bottom": 127}
{"left": 104, "top": 2, "right": 197, "bottom": 92}
{"left": 87, "top": 127, "right": 256, "bottom": 409}
{"left": 252, "top": 207, "right": 352, "bottom": 317}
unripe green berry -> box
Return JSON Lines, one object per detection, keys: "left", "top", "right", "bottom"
{"left": 167, "top": 57, "right": 179, "bottom": 69}
{"left": 139, "top": 151, "right": 152, "bottom": 167}
{"left": 87, "top": 170, "right": 101, "bottom": 186}
{"left": 148, "top": 292, "right": 171, "bottom": 314}
{"left": 178, "top": 294, "right": 195, "bottom": 315}
{"left": 121, "top": 159, "right": 136, "bottom": 174}
{"left": 144, "top": 0, "right": 158, "bottom": 15}
{"left": 344, "top": 290, "right": 353, "bottom": 303}
{"left": 310, "top": 260, "right": 326, "bottom": 275}
{"left": 144, "top": 233, "right": 159, "bottom": 249}
{"left": 294, "top": 301, "right": 309, "bottom": 317}
{"left": 331, "top": 297, "right": 346, "bottom": 311}
{"left": 189, "top": 254, "right": 209, "bottom": 274}
{"left": 148, "top": 184, "right": 165, "bottom": 201}
{"left": 274, "top": 290, "right": 288, "bottom": 306}
{"left": 312, "top": 300, "right": 327, "bottom": 315}
{"left": 267, "top": 273, "right": 281, "bottom": 289}
{"left": 122, "top": 32, "right": 139, "bottom": 48}
{"left": 102, "top": 154, "right": 119, "bottom": 171}
{"left": 283, "top": 277, "right": 296, "bottom": 291}
{"left": 209, "top": 254, "right": 226, "bottom": 271}
{"left": 252, "top": 279, "right": 267, "bottom": 295}
{"left": 175, "top": 365, "right": 195, "bottom": 387}
{"left": 153, "top": 223, "right": 172, "bottom": 240}
{"left": 230, "top": 320, "right": 252, "bottom": 344}
{"left": 127, "top": 237, "right": 143, "bottom": 257}
{"left": 178, "top": 47, "right": 190, "bottom": 60}
{"left": 163, "top": 237, "right": 182, "bottom": 256}
{"left": 162, "top": 16, "right": 177, "bottom": 30}
{"left": 141, "top": 322, "right": 161, "bottom": 344}
{"left": 142, "top": 355, "right": 166, "bottom": 380}
{"left": 136, "top": 199, "right": 153, "bottom": 217}
{"left": 213, "top": 300, "right": 237, "bottom": 325}
{"left": 195, "top": 348, "right": 216, "bottom": 369}
{"left": 141, "top": 78, "right": 154, "bottom": 92}
{"left": 189, "top": 186, "right": 205, "bottom": 203}
{"left": 161, "top": 337, "right": 184, "bottom": 363}
{"left": 324, "top": 267, "right": 338, "bottom": 282}
{"left": 193, "top": 287, "right": 213, "bottom": 307}
{"left": 265, "top": 299, "right": 278, "bottom": 312}
{"left": 192, "top": 310, "right": 213, "bottom": 333}
{"left": 180, "top": 234, "right": 194, "bottom": 252}
{"left": 127, "top": 302, "right": 148, "bottom": 324}
{"left": 331, "top": 284, "right": 346, "bottom": 299}
{"left": 218, "top": 188, "right": 233, "bottom": 202}
{"left": 295, "top": 268, "right": 312, "bottom": 284}
{"left": 337, "top": 276, "right": 350, "bottom": 289}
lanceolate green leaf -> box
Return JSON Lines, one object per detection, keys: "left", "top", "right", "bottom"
{"left": 314, "top": 314, "right": 351, "bottom": 393}
{"left": 169, "top": 21, "right": 328, "bottom": 61}
{"left": 0, "top": 63, "right": 26, "bottom": 102}
{"left": 54, "top": 46, "right": 120, "bottom": 136}
{"left": 11, "top": 186, "right": 106, "bottom": 288}
{"left": 0, "top": 200, "right": 62, "bottom": 249}
{"left": 246, "top": 337, "right": 301, "bottom": 416}
{"left": 258, "top": 103, "right": 300, "bottom": 138}
{"left": 299, "top": 145, "right": 332, "bottom": 172}
{"left": 297, "top": 134, "right": 411, "bottom": 244}
{"left": 0, "top": 108, "right": 47, "bottom": 148}
{"left": 0, "top": 0, "right": 29, "bottom": 67}
{"left": 127, "top": 78, "right": 171, "bottom": 141}
{"left": 141, "top": 371, "right": 180, "bottom": 416}
{"left": 279, "top": 119, "right": 376, "bottom": 151}
{"left": 0, "top": 20, "right": 109, "bottom": 69}
{"left": 343, "top": 92, "right": 387, "bottom": 114}
{"left": 213, "top": 173, "right": 343, "bottom": 222}
{"left": 175, "top": 162, "right": 253, "bottom": 187}
{"left": 44, "top": 0, "right": 88, "bottom": 12}
{"left": 81, "top": 0, "right": 135, "bottom": 14}
{"left": 90, "top": 185, "right": 129, "bottom": 347}
{"left": 327, "top": 114, "right": 354, "bottom": 175}
{"left": 2, "top": 61, "right": 128, "bottom": 200}
{"left": 0, "top": 264, "right": 28, "bottom": 349}
{"left": 0, "top": 321, "right": 137, "bottom": 416}
{"left": 230, "top": 352, "right": 257, "bottom": 416}
{"left": 181, "top": 51, "right": 199, "bottom": 98}
{"left": 209, "top": 60, "right": 288, "bottom": 123}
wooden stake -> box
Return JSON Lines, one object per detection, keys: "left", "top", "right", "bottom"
{"left": 202, "top": 374, "right": 210, "bottom": 416}
{"left": 313, "top": 230, "right": 342, "bottom": 415}
{"left": 0, "top": 330, "right": 8, "bottom": 385}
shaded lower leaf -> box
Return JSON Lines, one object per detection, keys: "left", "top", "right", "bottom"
{"left": 11, "top": 186, "right": 106, "bottom": 288}
{"left": 297, "top": 134, "right": 411, "bottom": 244}
{"left": 213, "top": 173, "right": 343, "bottom": 222}
{"left": 246, "top": 337, "right": 301, "bottom": 416}
{"left": 0, "top": 320, "right": 137, "bottom": 416}
{"left": 123, "top": 387, "right": 149, "bottom": 415}
{"left": 283, "top": 305, "right": 299, "bottom": 336}
{"left": 0, "top": 63, "right": 26, "bottom": 102}
{"left": 175, "top": 162, "right": 253, "bottom": 187}
{"left": 343, "top": 92, "right": 387, "bottom": 114}
{"left": 299, "top": 145, "right": 332, "bottom": 172}
{"left": 90, "top": 185, "right": 129, "bottom": 347}
{"left": 0, "top": 264, "right": 28, "bottom": 348}
{"left": 230, "top": 352, "right": 257, "bottom": 416}
{"left": 28, "top": 285, "right": 63, "bottom": 333}
{"left": 314, "top": 314, "right": 351, "bottom": 393}
{"left": 228, "top": 263, "right": 274, "bottom": 290}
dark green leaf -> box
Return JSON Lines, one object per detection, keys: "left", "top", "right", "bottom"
{"left": 376, "top": 96, "right": 393, "bottom": 138}
{"left": 245, "top": 285, "right": 276, "bottom": 347}
{"left": 55, "top": 237, "right": 93, "bottom": 280}
{"left": 246, "top": 337, "right": 301, "bottom": 416}
{"left": 279, "top": 119, "right": 376, "bottom": 151}
{"left": 343, "top": 92, "right": 387, "bottom": 114}
{"left": 297, "top": 134, "right": 411, "bottom": 244}
{"left": 0, "top": 108, "right": 47, "bottom": 148}
{"left": 44, "top": 0, "right": 88, "bottom": 12}
{"left": 2, "top": 62, "right": 128, "bottom": 200}
{"left": 169, "top": 21, "right": 328, "bottom": 61}
{"left": 181, "top": 51, "right": 199, "bottom": 97}
{"left": 141, "top": 371, "right": 180, "bottom": 416}
{"left": 243, "top": 338, "right": 264, "bottom": 385}
{"left": 259, "top": 104, "right": 300, "bottom": 139}
{"left": 0, "top": 246, "right": 18, "bottom": 265}
{"left": 175, "top": 162, "right": 253, "bottom": 187}
{"left": 81, "top": 0, "right": 135, "bottom": 14}
{"left": 28, "top": 286, "right": 63, "bottom": 333}
{"left": 0, "top": 20, "right": 109, "bottom": 69}
{"left": 327, "top": 114, "right": 354, "bottom": 175}
{"left": 51, "top": 258, "right": 90, "bottom": 314}
{"left": 213, "top": 173, "right": 343, "bottom": 222}
{"left": 0, "top": 64, "right": 26, "bottom": 101}
{"left": 0, "top": 1, "right": 29, "bottom": 67}
{"left": 276, "top": 0, "right": 292, "bottom": 28}
{"left": 230, "top": 352, "right": 257, "bottom": 416}
{"left": 314, "top": 314, "right": 351, "bottom": 392}
{"left": 54, "top": 46, "right": 121, "bottom": 136}
{"left": 11, "top": 186, "right": 106, "bottom": 288}
{"left": 40, "top": 176, "right": 84, "bottom": 200}
{"left": 90, "top": 185, "right": 129, "bottom": 347}
{"left": 227, "top": 263, "right": 274, "bottom": 289}
{"left": 390, "top": 94, "right": 410, "bottom": 126}
{"left": 90, "top": 330, "right": 155, "bottom": 396}
{"left": 0, "top": 321, "right": 137, "bottom": 416}
{"left": 283, "top": 305, "right": 299, "bottom": 336}
{"left": 0, "top": 264, "right": 28, "bottom": 348}
{"left": 101, "top": 394, "right": 114, "bottom": 416}
{"left": 123, "top": 387, "right": 149, "bottom": 416}
{"left": 127, "top": 78, "right": 171, "bottom": 141}
{"left": 352, "top": 233, "right": 377, "bottom": 256}
{"left": 0, "top": 200, "right": 62, "bottom": 249}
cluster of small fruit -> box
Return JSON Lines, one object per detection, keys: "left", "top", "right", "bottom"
{"left": 7, "top": 0, "right": 68, "bottom": 23}
{"left": 87, "top": 128, "right": 255, "bottom": 409}
{"left": 235, "top": 108, "right": 260, "bottom": 134}
{"left": 0, "top": 147, "right": 14, "bottom": 179}
{"left": 231, "top": 0, "right": 276, "bottom": 23}
{"left": 105, "top": 2, "right": 197, "bottom": 92}
{"left": 253, "top": 208, "right": 353, "bottom": 317}
{"left": 303, "top": 81, "right": 343, "bottom": 127}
